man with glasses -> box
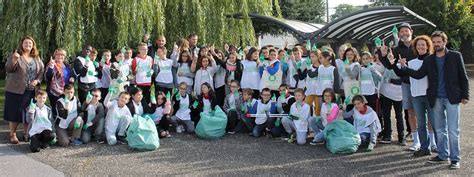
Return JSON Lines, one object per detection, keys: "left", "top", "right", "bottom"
{"left": 402, "top": 31, "right": 469, "bottom": 169}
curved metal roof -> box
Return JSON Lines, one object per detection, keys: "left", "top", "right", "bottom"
{"left": 310, "top": 6, "right": 436, "bottom": 44}
{"left": 229, "top": 6, "right": 436, "bottom": 45}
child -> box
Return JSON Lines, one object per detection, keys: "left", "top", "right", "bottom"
{"left": 309, "top": 88, "right": 340, "bottom": 145}
{"left": 241, "top": 47, "right": 261, "bottom": 99}
{"left": 126, "top": 87, "right": 154, "bottom": 117}
{"left": 131, "top": 43, "right": 154, "bottom": 103}
{"left": 123, "top": 48, "right": 135, "bottom": 91}
{"left": 281, "top": 88, "right": 311, "bottom": 145}
{"left": 104, "top": 91, "right": 132, "bottom": 145}
{"left": 80, "top": 88, "right": 105, "bottom": 144}
{"left": 27, "top": 90, "right": 55, "bottom": 152}
{"left": 276, "top": 84, "right": 295, "bottom": 139}
{"left": 73, "top": 46, "right": 100, "bottom": 104}
{"left": 97, "top": 49, "right": 113, "bottom": 103}
{"left": 278, "top": 49, "right": 290, "bottom": 85}
{"left": 259, "top": 49, "right": 284, "bottom": 97}
{"left": 192, "top": 55, "right": 218, "bottom": 96}
{"left": 153, "top": 46, "right": 178, "bottom": 95}
{"left": 56, "top": 85, "right": 84, "bottom": 146}
{"left": 313, "top": 51, "right": 340, "bottom": 116}
{"left": 251, "top": 88, "right": 277, "bottom": 137}
{"left": 223, "top": 80, "right": 243, "bottom": 134}
{"left": 336, "top": 47, "right": 361, "bottom": 102}
{"left": 151, "top": 91, "right": 172, "bottom": 138}
{"left": 113, "top": 50, "right": 131, "bottom": 92}
{"left": 177, "top": 51, "right": 195, "bottom": 94}
{"left": 171, "top": 82, "right": 196, "bottom": 134}
{"left": 192, "top": 83, "right": 218, "bottom": 124}
{"left": 236, "top": 89, "right": 258, "bottom": 133}
{"left": 345, "top": 95, "right": 382, "bottom": 151}
{"left": 304, "top": 50, "right": 321, "bottom": 116}
{"left": 216, "top": 53, "right": 243, "bottom": 95}
{"left": 287, "top": 47, "right": 308, "bottom": 92}
{"left": 359, "top": 52, "right": 382, "bottom": 119}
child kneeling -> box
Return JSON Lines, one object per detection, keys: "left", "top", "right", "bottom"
{"left": 282, "top": 88, "right": 311, "bottom": 145}
{"left": 104, "top": 91, "right": 132, "bottom": 145}
{"left": 345, "top": 95, "right": 382, "bottom": 151}
{"left": 28, "top": 90, "right": 56, "bottom": 152}
{"left": 309, "top": 88, "right": 339, "bottom": 145}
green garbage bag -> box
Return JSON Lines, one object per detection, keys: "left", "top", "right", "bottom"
{"left": 127, "top": 115, "right": 160, "bottom": 151}
{"left": 323, "top": 119, "right": 361, "bottom": 154}
{"left": 195, "top": 106, "right": 228, "bottom": 139}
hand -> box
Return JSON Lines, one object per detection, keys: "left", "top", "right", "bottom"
{"left": 173, "top": 42, "right": 178, "bottom": 51}
{"left": 224, "top": 43, "right": 229, "bottom": 52}
{"left": 461, "top": 99, "right": 469, "bottom": 105}
{"left": 12, "top": 50, "right": 20, "bottom": 61}
{"left": 380, "top": 46, "right": 388, "bottom": 57}
{"left": 48, "top": 56, "right": 55, "bottom": 68}
{"left": 86, "top": 122, "right": 93, "bottom": 127}
{"left": 31, "top": 80, "right": 39, "bottom": 87}
{"left": 399, "top": 56, "right": 407, "bottom": 67}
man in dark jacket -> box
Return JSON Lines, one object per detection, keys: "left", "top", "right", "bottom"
{"left": 401, "top": 31, "right": 469, "bottom": 169}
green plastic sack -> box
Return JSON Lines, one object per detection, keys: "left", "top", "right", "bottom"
{"left": 127, "top": 115, "right": 160, "bottom": 151}
{"left": 323, "top": 119, "right": 361, "bottom": 154}
{"left": 195, "top": 106, "right": 228, "bottom": 139}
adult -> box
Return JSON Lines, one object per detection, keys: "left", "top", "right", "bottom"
{"left": 148, "top": 35, "right": 167, "bottom": 58}
{"left": 188, "top": 33, "right": 200, "bottom": 59}
{"left": 44, "top": 48, "right": 75, "bottom": 119}
{"left": 402, "top": 31, "right": 469, "bottom": 169}
{"left": 4, "top": 36, "right": 44, "bottom": 144}
{"left": 380, "top": 23, "right": 417, "bottom": 146}
{"left": 73, "top": 45, "right": 100, "bottom": 104}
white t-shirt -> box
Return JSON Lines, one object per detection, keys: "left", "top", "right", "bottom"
{"left": 289, "top": 102, "right": 311, "bottom": 131}
{"left": 58, "top": 97, "right": 79, "bottom": 129}
{"left": 105, "top": 100, "right": 132, "bottom": 133}
{"left": 29, "top": 105, "right": 53, "bottom": 136}
{"left": 175, "top": 94, "right": 191, "bottom": 120}
{"left": 154, "top": 58, "right": 174, "bottom": 84}
{"left": 241, "top": 60, "right": 260, "bottom": 90}
{"left": 316, "top": 65, "right": 335, "bottom": 96}
{"left": 255, "top": 100, "right": 273, "bottom": 125}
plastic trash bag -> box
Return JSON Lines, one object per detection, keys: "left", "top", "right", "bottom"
{"left": 127, "top": 115, "right": 160, "bottom": 151}
{"left": 195, "top": 106, "right": 228, "bottom": 139}
{"left": 323, "top": 119, "right": 361, "bottom": 154}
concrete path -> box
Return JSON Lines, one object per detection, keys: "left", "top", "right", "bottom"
{"left": 0, "top": 143, "right": 64, "bottom": 177}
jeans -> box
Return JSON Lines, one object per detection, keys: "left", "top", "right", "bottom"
{"left": 381, "top": 96, "right": 404, "bottom": 141}
{"left": 412, "top": 96, "right": 434, "bottom": 151}
{"left": 281, "top": 117, "right": 307, "bottom": 145}
{"left": 234, "top": 116, "right": 255, "bottom": 133}
{"left": 360, "top": 123, "right": 378, "bottom": 145}
{"left": 170, "top": 116, "right": 195, "bottom": 134}
{"left": 57, "top": 117, "right": 84, "bottom": 147}
{"left": 432, "top": 98, "right": 461, "bottom": 161}
{"left": 252, "top": 123, "right": 267, "bottom": 138}
{"left": 309, "top": 117, "right": 325, "bottom": 142}
{"left": 81, "top": 118, "right": 105, "bottom": 144}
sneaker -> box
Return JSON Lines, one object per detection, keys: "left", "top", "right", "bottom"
{"left": 379, "top": 137, "right": 392, "bottom": 144}
{"left": 71, "top": 139, "right": 83, "bottom": 146}
{"left": 430, "top": 146, "right": 438, "bottom": 153}
{"left": 428, "top": 156, "right": 448, "bottom": 164}
{"left": 309, "top": 139, "right": 324, "bottom": 146}
{"left": 117, "top": 136, "right": 128, "bottom": 144}
{"left": 450, "top": 161, "right": 460, "bottom": 169}
{"left": 405, "top": 132, "right": 412, "bottom": 141}
{"left": 176, "top": 125, "right": 183, "bottom": 133}
{"left": 413, "top": 149, "right": 432, "bottom": 157}
{"left": 366, "top": 143, "right": 375, "bottom": 152}
{"left": 227, "top": 131, "right": 236, "bottom": 135}
{"left": 399, "top": 139, "right": 407, "bottom": 146}
{"left": 288, "top": 134, "right": 295, "bottom": 143}
{"left": 409, "top": 144, "right": 420, "bottom": 151}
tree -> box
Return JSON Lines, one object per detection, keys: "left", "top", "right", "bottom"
{"left": 0, "top": 0, "right": 281, "bottom": 61}
{"left": 280, "top": 0, "right": 326, "bottom": 23}
{"left": 331, "top": 4, "right": 362, "bottom": 21}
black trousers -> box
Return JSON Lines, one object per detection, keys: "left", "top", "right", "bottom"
{"left": 137, "top": 85, "right": 151, "bottom": 104}
{"left": 156, "top": 116, "right": 170, "bottom": 137}
{"left": 226, "top": 110, "right": 239, "bottom": 132}
{"left": 30, "top": 130, "right": 54, "bottom": 152}
{"left": 215, "top": 86, "right": 226, "bottom": 107}
{"left": 381, "top": 96, "right": 404, "bottom": 141}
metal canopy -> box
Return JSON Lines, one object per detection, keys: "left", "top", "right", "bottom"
{"left": 310, "top": 6, "right": 436, "bottom": 45}
{"left": 229, "top": 6, "right": 436, "bottom": 45}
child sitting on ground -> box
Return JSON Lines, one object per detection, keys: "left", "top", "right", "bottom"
{"left": 27, "top": 90, "right": 55, "bottom": 152}
{"left": 56, "top": 85, "right": 84, "bottom": 146}
{"left": 309, "top": 88, "right": 340, "bottom": 145}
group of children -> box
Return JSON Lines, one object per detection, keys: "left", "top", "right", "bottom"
{"left": 27, "top": 37, "right": 416, "bottom": 153}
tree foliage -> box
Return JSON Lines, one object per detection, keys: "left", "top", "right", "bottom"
{"left": 0, "top": 0, "right": 281, "bottom": 61}
{"left": 331, "top": 4, "right": 362, "bottom": 21}
{"left": 280, "top": 0, "right": 326, "bottom": 23}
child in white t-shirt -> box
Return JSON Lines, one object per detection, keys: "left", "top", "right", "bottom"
{"left": 27, "top": 90, "right": 55, "bottom": 152}
{"left": 104, "top": 91, "right": 132, "bottom": 145}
